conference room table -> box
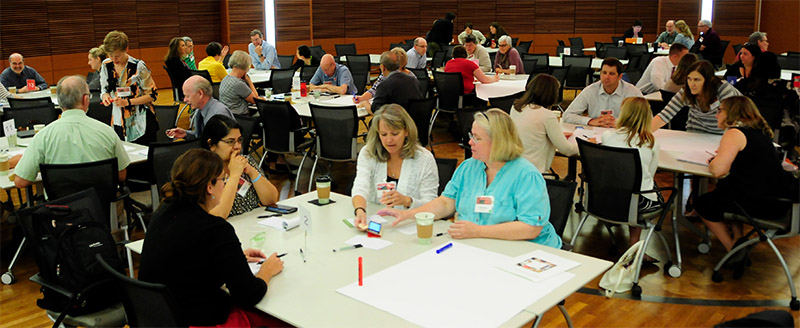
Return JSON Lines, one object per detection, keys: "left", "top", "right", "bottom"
{"left": 0, "top": 89, "right": 60, "bottom": 109}
{"left": 715, "top": 69, "right": 800, "bottom": 81}
{"left": 236, "top": 69, "right": 302, "bottom": 84}
{"left": 339, "top": 54, "right": 433, "bottom": 66}
{"left": 582, "top": 47, "right": 670, "bottom": 56}
{"left": 128, "top": 191, "right": 611, "bottom": 327}
{"left": 548, "top": 56, "right": 629, "bottom": 69}
{"left": 475, "top": 74, "right": 529, "bottom": 101}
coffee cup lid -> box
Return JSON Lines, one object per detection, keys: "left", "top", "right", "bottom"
{"left": 316, "top": 175, "right": 331, "bottom": 182}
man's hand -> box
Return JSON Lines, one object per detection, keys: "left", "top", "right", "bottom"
{"left": 166, "top": 128, "right": 186, "bottom": 139}
{"left": 255, "top": 45, "right": 263, "bottom": 57}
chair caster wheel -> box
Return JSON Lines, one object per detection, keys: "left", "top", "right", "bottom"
{"left": 668, "top": 264, "right": 682, "bottom": 278}
{"left": 790, "top": 298, "right": 799, "bottom": 311}
{"left": 697, "top": 242, "right": 710, "bottom": 254}
{"left": 1, "top": 272, "right": 15, "bottom": 285}
{"left": 631, "top": 284, "right": 642, "bottom": 297}
{"left": 712, "top": 271, "right": 723, "bottom": 283}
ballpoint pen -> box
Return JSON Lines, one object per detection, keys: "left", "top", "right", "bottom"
{"left": 333, "top": 244, "right": 363, "bottom": 252}
{"left": 300, "top": 248, "right": 307, "bottom": 263}
{"left": 257, "top": 253, "right": 287, "bottom": 264}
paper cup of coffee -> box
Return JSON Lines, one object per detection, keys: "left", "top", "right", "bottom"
{"left": 316, "top": 175, "right": 331, "bottom": 204}
{"left": 34, "top": 124, "right": 45, "bottom": 133}
{"left": 0, "top": 153, "right": 9, "bottom": 176}
{"left": 415, "top": 212, "right": 435, "bottom": 244}
{"left": 509, "top": 65, "right": 516, "bottom": 76}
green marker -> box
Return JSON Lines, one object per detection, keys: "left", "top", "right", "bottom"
{"left": 342, "top": 219, "right": 354, "bottom": 228}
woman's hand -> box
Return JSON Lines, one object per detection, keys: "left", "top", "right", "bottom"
{"left": 228, "top": 152, "right": 247, "bottom": 179}
{"left": 448, "top": 220, "right": 482, "bottom": 239}
{"left": 113, "top": 97, "right": 129, "bottom": 108}
{"left": 243, "top": 248, "right": 267, "bottom": 262}
{"left": 354, "top": 209, "right": 368, "bottom": 231}
{"left": 101, "top": 94, "right": 113, "bottom": 106}
{"left": 380, "top": 190, "right": 411, "bottom": 208}
{"left": 378, "top": 208, "right": 414, "bottom": 227}
{"left": 256, "top": 252, "right": 284, "bottom": 283}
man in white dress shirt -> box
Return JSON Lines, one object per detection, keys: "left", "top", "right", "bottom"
{"left": 636, "top": 43, "right": 688, "bottom": 95}
{"left": 563, "top": 58, "right": 643, "bottom": 127}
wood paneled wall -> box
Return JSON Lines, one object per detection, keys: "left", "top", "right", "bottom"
{"left": 657, "top": 0, "right": 700, "bottom": 35}
{"left": 712, "top": 0, "right": 758, "bottom": 37}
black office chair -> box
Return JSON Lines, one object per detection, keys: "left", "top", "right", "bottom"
{"left": 568, "top": 37, "right": 584, "bottom": 50}
{"left": 714, "top": 40, "right": 731, "bottom": 68}
{"left": 234, "top": 114, "right": 262, "bottom": 158}
{"left": 162, "top": 64, "right": 187, "bottom": 102}
{"left": 777, "top": 54, "right": 800, "bottom": 70}
{"left": 96, "top": 254, "right": 186, "bottom": 327}
{"left": 189, "top": 69, "right": 220, "bottom": 99}
{"left": 269, "top": 68, "right": 295, "bottom": 94}
{"left": 405, "top": 97, "right": 438, "bottom": 154}
{"left": 563, "top": 56, "right": 593, "bottom": 96}
{"left": 572, "top": 138, "right": 678, "bottom": 297}
{"left": 6, "top": 98, "right": 59, "bottom": 129}
{"left": 549, "top": 65, "right": 570, "bottom": 110}
{"left": 335, "top": 43, "right": 357, "bottom": 57}
{"left": 306, "top": 103, "right": 361, "bottom": 193}
{"left": 147, "top": 139, "right": 200, "bottom": 210}
{"left": 455, "top": 106, "right": 490, "bottom": 159}
{"left": 523, "top": 53, "right": 549, "bottom": 75}
{"left": 435, "top": 158, "right": 458, "bottom": 196}
{"left": 625, "top": 44, "right": 648, "bottom": 58}
{"left": 389, "top": 43, "right": 408, "bottom": 51}
{"left": 521, "top": 58, "right": 537, "bottom": 77}
{"left": 432, "top": 51, "right": 448, "bottom": 70}
{"left": 604, "top": 46, "right": 628, "bottom": 60}
{"left": 277, "top": 55, "right": 294, "bottom": 69}
{"left": 732, "top": 44, "right": 744, "bottom": 57}
{"left": 222, "top": 54, "right": 232, "bottom": 68}
{"left": 432, "top": 71, "right": 466, "bottom": 129}
{"left": 751, "top": 96, "right": 785, "bottom": 141}
{"left": 623, "top": 68, "right": 643, "bottom": 85}
{"left": 557, "top": 40, "right": 566, "bottom": 47}
{"left": 153, "top": 105, "right": 179, "bottom": 143}
{"left": 516, "top": 41, "right": 532, "bottom": 55}
{"left": 255, "top": 99, "right": 314, "bottom": 191}
{"left": 309, "top": 45, "right": 326, "bottom": 60}
{"left": 611, "top": 36, "right": 625, "bottom": 45}
{"left": 87, "top": 93, "right": 112, "bottom": 126}
{"left": 300, "top": 65, "right": 319, "bottom": 84}
{"left": 345, "top": 54, "right": 371, "bottom": 94}
{"left": 488, "top": 91, "right": 524, "bottom": 114}
{"left": 407, "top": 68, "right": 430, "bottom": 98}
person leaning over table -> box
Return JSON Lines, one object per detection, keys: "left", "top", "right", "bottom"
{"left": 197, "top": 41, "right": 230, "bottom": 83}
{"left": 309, "top": 54, "right": 355, "bottom": 95}
{"left": 562, "top": 57, "right": 643, "bottom": 127}
{"left": 220, "top": 50, "right": 261, "bottom": 115}
{"left": 0, "top": 53, "right": 48, "bottom": 93}
{"left": 352, "top": 104, "right": 438, "bottom": 229}
{"left": 200, "top": 115, "right": 278, "bottom": 218}
{"left": 510, "top": 74, "right": 578, "bottom": 174}
{"left": 379, "top": 109, "right": 562, "bottom": 248}
{"left": 166, "top": 76, "right": 234, "bottom": 140}
{"left": 656, "top": 20, "right": 677, "bottom": 48}
{"left": 444, "top": 45, "right": 498, "bottom": 95}
{"left": 694, "top": 96, "right": 791, "bottom": 276}
{"left": 464, "top": 34, "right": 492, "bottom": 73}
{"left": 651, "top": 60, "right": 742, "bottom": 134}
{"left": 355, "top": 47, "right": 413, "bottom": 106}
{"left": 458, "top": 22, "right": 486, "bottom": 46}
{"left": 494, "top": 35, "right": 524, "bottom": 75}
{"left": 138, "top": 149, "right": 286, "bottom": 327}
{"left": 291, "top": 45, "right": 321, "bottom": 69}
{"left": 663, "top": 52, "right": 698, "bottom": 93}
{"left": 87, "top": 46, "right": 107, "bottom": 90}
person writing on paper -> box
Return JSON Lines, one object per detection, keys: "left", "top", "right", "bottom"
{"left": 510, "top": 74, "right": 578, "bottom": 173}
{"left": 600, "top": 97, "right": 662, "bottom": 260}
{"left": 138, "top": 149, "right": 286, "bottom": 327}
{"left": 563, "top": 58, "right": 643, "bottom": 127}
{"left": 352, "top": 104, "right": 438, "bottom": 230}
{"left": 220, "top": 50, "right": 261, "bottom": 115}
{"left": 694, "top": 97, "right": 791, "bottom": 274}
{"left": 309, "top": 54, "right": 355, "bottom": 95}
{"left": 651, "top": 60, "right": 742, "bottom": 134}
{"left": 201, "top": 115, "right": 278, "bottom": 218}
{"left": 379, "top": 109, "right": 562, "bottom": 248}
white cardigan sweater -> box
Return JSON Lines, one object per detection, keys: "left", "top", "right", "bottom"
{"left": 351, "top": 146, "right": 439, "bottom": 209}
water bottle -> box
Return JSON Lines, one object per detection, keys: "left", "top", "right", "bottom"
{"left": 300, "top": 82, "right": 307, "bottom": 97}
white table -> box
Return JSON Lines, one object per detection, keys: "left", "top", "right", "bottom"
{"left": 1, "top": 90, "right": 59, "bottom": 108}
{"left": 475, "top": 74, "right": 529, "bottom": 101}
{"left": 643, "top": 92, "right": 663, "bottom": 102}
{"left": 715, "top": 69, "right": 800, "bottom": 81}
{"left": 274, "top": 93, "right": 369, "bottom": 118}
{"left": 225, "top": 69, "right": 301, "bottom": 84}
{"left": 339, "top": 54, "right": 432, "bottom": 66}
{"left": 582, "top": 47, "right": 669, "bottom": 56}
{"left": 549, "top": 56, "right": 629, "bottom": 70}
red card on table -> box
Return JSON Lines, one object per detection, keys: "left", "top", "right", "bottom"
{"left": 26, "top": 79, "right": 35, "bottom": 90}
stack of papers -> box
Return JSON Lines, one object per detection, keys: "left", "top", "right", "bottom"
{"left": 496, "top": 249, "right": 581, "bottom": 282}
{"left": 677, "top": 150, "right": 714, "bottom": 166}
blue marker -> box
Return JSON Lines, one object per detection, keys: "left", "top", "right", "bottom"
{"left": 436, "top": 242, "right": 453, "bottom": 254}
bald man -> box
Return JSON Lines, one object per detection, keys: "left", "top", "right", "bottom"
{"left": 309, "top": 54, "right": 355, "bottom": 95}
{"left": 406, "top": 37, "right": 428, "bottom": 69}
{"left": 656, "top": 20, "right": 677, "bottom": 48}
{"left": 167, "top": 76, "right": 233, "bottom": 139}
{"left": 14, "top": 75, "right": 130, "bottom": 188}
{"left": 0, "top": 53, "right": 48, "bottom": 93}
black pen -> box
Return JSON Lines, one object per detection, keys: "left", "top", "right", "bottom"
{"left": 333, "top": 244, "right": 363, "bottom": 252}
{"left": 257, "top": 253, "right": 287, "bottom": 264}
{"left": 300, "top": 248, "right": 307, "bottom": 263}
{"left": 258, "top": 214, "right": 282, "bottom": 218}
{"left": 435, "top": 232, "right": 448, "bottom": 237}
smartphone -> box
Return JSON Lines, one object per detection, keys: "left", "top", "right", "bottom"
{"left": 367, "top": 221, "right": 383, "bottom": 236}
{"left": 601, "top": 110, "right": 612, "bottom": 116}
{"left": 265, "top": 204, "right": 298, "bottom": 214}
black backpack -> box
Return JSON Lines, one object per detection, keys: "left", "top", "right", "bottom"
{"left": 28, "top": 204, "right": 124, "bottom": 316}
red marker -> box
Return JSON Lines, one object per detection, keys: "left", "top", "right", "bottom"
{"left": 358, "top": 256, "right": 363, "bottom": 286}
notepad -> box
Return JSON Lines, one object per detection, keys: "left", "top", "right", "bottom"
{"left": 677, "top": 150, "right": 713, "bottom": 166}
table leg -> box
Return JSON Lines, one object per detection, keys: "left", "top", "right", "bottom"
{"left": 565, "top": 157, "right": 577, "bottom": 182}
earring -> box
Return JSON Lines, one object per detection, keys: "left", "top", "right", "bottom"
{"left": 212, "top": 195, "right": 215, "bottom": 199}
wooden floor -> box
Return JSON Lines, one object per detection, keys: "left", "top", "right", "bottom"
{"left": 1, "top": 89, "right": 798, "bottom": 327}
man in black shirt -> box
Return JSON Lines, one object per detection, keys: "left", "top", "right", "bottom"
{"left": 426, "top": 12, "right": 456, "bottom": 57}
{"left": 0, "top": 53, "right": 48, "bottom": 93}
{"left": 368, "top": 51, "right": 420, "bottom": 113}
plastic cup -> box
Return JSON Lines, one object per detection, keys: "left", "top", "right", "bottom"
{"left": 415, "top": 212, "right": 435, "bottom": 245}
{"left": 265, "top": 88, "right": 273, "bottom": 99}
{"left": 250, "top": 232, "right": 266, "bottom": 250}
{"left": 312, "top": 89, "right": 321, "bottom": 100}
{"left": 0, "top": 153, "right": 10, "bottom": 176}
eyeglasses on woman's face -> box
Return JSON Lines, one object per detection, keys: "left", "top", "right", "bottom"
{"left": 219, "top": 137, "right": 243, "bottom": 146}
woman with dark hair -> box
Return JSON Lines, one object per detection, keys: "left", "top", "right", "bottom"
{"left": 695, "top": 96, "right": 791, "bottom": 274}
{"left": 510, "top": 74, "right": 577, "bottom": 173}
{"left": 444, "top": 45, "right": 498, "bottom": 94}
{"left": 201, "top": 115, "right": 279, "bottom": 218}
{"left": 138, "top": 149, "right": 285, "bottom": 327}
{"left": 291, "top": 45, "right": 321, "bottom": 69}
{"left": 164, "top": 37, "right": 192, "bottom": 92}
{"left": 484, "top": 22, "right": 509, "bottom": 49}
{"left": 663, "top": 53, "right": 698, "bottom": 93}
{"left": 734, "top": 50, "right": 783, "bottom": 98}
{"left": 724, "top": 42, "right": 762, "bottom": 80}
{"left": 652, "top": 60, "right": 742, "bottom": 134}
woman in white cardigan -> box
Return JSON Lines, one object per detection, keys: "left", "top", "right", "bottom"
{"left": 509, "top": 74, "right": 578, "bottom": 173}
{"left": 351, "top": 104, "right": 439, "bottom": 230}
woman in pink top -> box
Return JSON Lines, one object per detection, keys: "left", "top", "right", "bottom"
{"left": 444, "top": 45, "right": 498, "bottom": 94}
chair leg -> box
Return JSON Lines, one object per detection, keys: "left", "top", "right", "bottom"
{"left": 713, "top": 237, "right": 758, "bottom": 271}
{"left": 307, "top": 156, "right": 320, "bottom": 194}
{"left": 3, "top": 237, "right": 26, "bottom": 284}
{"left": 765, "top": 237, "right": 798, "bottom": 305}
{"left": 655, "top": 231, "right": 672, "bottom": 264}
{"left": 632, "top": 226, "right": 658, "bottom": 285}
{"left": 294, "top": 150, "right": 311, "bottom": 195}
{"left": 569, "top": 213, "right": 589, "bottom": 246}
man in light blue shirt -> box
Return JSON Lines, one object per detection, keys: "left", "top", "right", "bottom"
{"left": 248, "top": 29, "right": 280, "bottom": 70}
{"left": 309, "top": 54, "right": 355, "bottom": 95}
{"left": 563, "top": 58, "right": 643, "bottom": 127}
{"left": 406, "top": 37, "right": 428, "bottom": 69}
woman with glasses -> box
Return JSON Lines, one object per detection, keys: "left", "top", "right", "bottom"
{"left": 494, "top": 35, "right": 524, "bottom": 75}
{"left": 201, "top": 115, "right": 278, "bottom": 218}
{"left": 139, "top": 149, "right": 286, "bottom": 327}
{"left": 379, "top": 109, "right": 562, "bottom": 247}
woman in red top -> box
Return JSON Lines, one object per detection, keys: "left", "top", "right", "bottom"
{"left": 444, "top": 45, "right": 498, "bottom": 94}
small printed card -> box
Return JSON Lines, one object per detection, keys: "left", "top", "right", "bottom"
{"left": 497, "top": 249, "right": 580, "bottom": 282}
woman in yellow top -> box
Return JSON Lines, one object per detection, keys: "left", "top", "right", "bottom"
{"left": 198, "top": 42, "right": 230, "bottom": 83}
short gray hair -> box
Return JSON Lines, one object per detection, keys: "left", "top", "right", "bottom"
{"left": 498, "top": 35, "right": 512, "bottom": 46}
{"left": 228, "top": 50, "right": 252, "bottom": 70}
{"left": 184, "top": 76, "right": 212, "bottom": 98}
{"left": 250, "top": 29, "right": 263, "bottom": 38}
{"left": 57, "top": 75, "right": 89, "bottom": 110}
{"left": 380, "top": 51, "right": 401, "bottom": 72}
{"left": 182, "top": 36, "right": 193, "bottom": 43}
{"left": 749, "top": 31, "right": 766, "bottom": 43}
{"left": 700, "top": 20, "right": 712, "bottom": 28}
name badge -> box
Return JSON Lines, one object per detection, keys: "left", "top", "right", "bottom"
{"left": 116, "top": 87, "right": 132, "bottom": 97}
{"left": 376, "top": 181, "right": 396, "bottom": 197}
{"left": 237, "top": 177, "right": 252, "bottom": 196}
{"left": 474, "top": 195, "right": 494, "bottom": 213}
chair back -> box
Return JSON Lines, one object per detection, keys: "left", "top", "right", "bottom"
{"left": 87, "top": 92, "right": 113, "bottom": 126}
{"left": 732, "top": 44, "right": 744, "bottom": 56}
{"left": 751, "top": 97, "right": 784, "bottom": 132}
{"left": 432, "top": 51, "right": 447, "bottom": 69}
{"left": 153, "top": 105, "right": 179, "bottom": 143}
{"left": 335, "top": 44, "right": 357, "bottom": 57}
{"left": 40, "top": 158, "right": 118, "bottom": 224}
{"left": 233, "top": 114, "right": 259, "bottom": 155}
{"left": 256, "top": 99, "right": 302, "bottom": 153}
{"left": 345, "top": 54, "right": 371, "bottom": 94}
{"left": 557, "top": 40, "right": 566, "bottom": 46}
{"left": 222, "top": 54, "right": 232, "bottom": 68}
{"left": 521, "top": 58, "right": 537, "bottom": 77}
{"left": 563, "top": 56, "right": 592, "bottom": 88}
{"left": 435, "top": 158, "right": 458, "bottom": 196}
{"left": 147, "top": 139, "right": 200, "bottom": 204}
{"left": 516, "top": 41, "right": 532, "bottom": 54}
{"left": 300, "top": 65, "right": 318, "bottom": 84}
{"left": 568, "top": 37, "right": 584, "bottom": 49}
{"left": 488, "top": 91, "right": 524, "bottom": 114}
{"left": 432, "top": 71, "right": 464, "bottom": 111}
{"left": 577, "top": 138, "right": 641, "bottom": 224}
{"left": 407, "top": 68, "right": 430, "bottom": 97}
{"left": 389, "top": 43, "right": 408, "bottom": 51}
{"left": 269, "top": 68, "right": 295, "bottom": 94}
{"left": 309, "top": 103, "right": 358, "bottom": 161}
{"left": 549, "top": 65, "right": 570, "bottom": 103}
{"left": 717, "top": 40, "right": 731, "bottom": 66}
{"left": 777, "top": 54, "right": 800, "bottom": 70}
{"left": 455, "top": 106, "right": 490, "bottom": 158}
{"left": 6, "top": 97, "right": 58, "bottom": 129}
{"left": 189, "top": 70, "right": 212, "bottom": 83}
{"left": 95, "top": 255, "right": 185, "bottom": 328}
{"left": 605, "top": 46, "right": 627, "bottom": 60}
{"left": 611, "top": 36, "right": 625, "bottom": 44}
{"left": 309, "top": 45, "right": 326, "bottom": 59}
{"left": 626, "top": 44, "right": 648, "bottom": 58}
{"left": 405, "top": 97, "right": 437, "bottom": 147}
{"left": 162, "top": 64, "right": 186, "bottom": 100}
{"left": 277, "top": 55, "right": 294, "bottom": 70}
{"left": 510, "top": 37, "right": 519, "bottom": 47}
{"left": 523, "top": 53, "right": 549, "bottom": 73}
{"left": 623, "top": 68, "right": 643, "bottom": 85}
{"left": 546, "top": 179, "right": 578, "bottom": 237}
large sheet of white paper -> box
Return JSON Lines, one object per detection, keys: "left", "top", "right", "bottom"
{"left": 337, "top": 242, "right": 575, "bottom": 328}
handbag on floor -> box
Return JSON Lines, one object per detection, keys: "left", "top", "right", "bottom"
{"left": 599, "top": 240, "right": 643, "bottom": 298}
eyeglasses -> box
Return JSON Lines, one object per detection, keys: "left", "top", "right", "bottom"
{"left": 468, "top": 132, "right": 486, "bottom": 143}
{"left": 83, "top": 93, "right": 93, "bottom": 100}
{"left": 219, "top": 137, "right": 243, "bottom": 145}
{"left": 498, "top": 43, "right": 510, "bottom": 48}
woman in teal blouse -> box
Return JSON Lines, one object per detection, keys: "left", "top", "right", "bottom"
{"left": 380, "top": 109, "right": 562, "bottom": 248}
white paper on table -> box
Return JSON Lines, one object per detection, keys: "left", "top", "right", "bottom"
{"left": 344, "top": 235, "right": 392, "bottom": 250}
{"left": 257, "top": 217, "right": 286, "bottom": 231}
{"left": 676, "top": 150, "right": 713, "bottom": 166}
{"left": 3, "top": 120, "right": 15, "bottom": 137}
{"left": 320, "top": 95, "right": 360, "bottom": 107}
{"left": 394, "top": 223, "right": 417, "bottom": 235}
{"left": 337, "top": 242, "right": 576, "bottom": 328}
{"left": 249, "top": 262, "right": 261, "bottom": 275}
{"left": 496, "top": 249, "right": 580, "bottom": 283}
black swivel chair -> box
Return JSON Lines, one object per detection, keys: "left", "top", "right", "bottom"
{"left": 335, "top": 43, "right": 357, "bottom": 57}
{"left": 604, "top": 46, "right": 628, "bottom": 60}
{"left": 563, "top": 56, "right": 593, "bottom": 97}
{"left": 306, "top": 103, "right": 361, "bottom": 194}
{"left": 189, "top": 69, "right": 220, "bottom": 99}
{"left": 623, "top": 68, "right": 643, "bottom": 85}
{"left": 147, "top": 139, "right": 200, "bottom": 210}
{"left": 255, "top": 99, "right": 314, "bottom": 191}
{"left": 153, "top": 105, "right": 179, "bottom": 143}
{"left": 405, "top": 97, "right": 438, "bottom": 154}
{"left": 407, "top": 68, "right": 430, "bottom": 98}
{"left": 432, "top": 51, "right": 448, "bottom": 70}
{"left": 516, "top": 41, "right": 532, "bottom": 55}
{"left": 345, "top": 54, "right": 371, "bottom": 94}
{"left": 277, "top": 55, "right": 294, "bottom": 70}
{"left": 300, "top": 65, "right": 319, "bottom": 84}
{"left": 435, "top": 158, "right": 458, "bottom": 196}
{"left": 523, "top": 53, "right": 550, "bottom": 75}
{"left": 234, "top": 114, "right": 262, "bottom": 159}
{"left": 87, "top": 93, "right": 112, "bottom": 126}
{"left": 549, "top": 65, "right": 570, "bottom": 110}
{"left": 309, "top": 45, "right": 326, "bottom": 60}
{"left": 6, "top": 97, "right": 59, "bottom": 129}
{"left": 269, "top": 68, "right": 296, "bottom": 94}
{"left": 568, "top": 37, "right": 584, "bottom": 50}
{"left": 521, "top": 58, "right": 537, "bottom": 77}
{"left": 488, "top": 91, "right": 525, "bottom": 114}
{"left": 432, "top": 71, "right": 467, "bottom": 130}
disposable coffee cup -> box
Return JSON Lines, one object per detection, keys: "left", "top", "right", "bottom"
{"left": 7, "top": 133, "right": 16, "bottom": 148}
{"left": 415, "top": 212, "right": 435, "bottom": 245}
{"left": 316, "top": 175, "right": 331, "bottom": 204}
{"left": 509, "top": 65, "right": 516, "bottom": 76}
{"left": 0, "top": 153, "right": 9, "bottom": 176}
{"left": 33, "top": 124, "right": 45, "bottom": 133}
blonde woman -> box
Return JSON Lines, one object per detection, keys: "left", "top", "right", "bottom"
{"left": 673, "top": 20, "right": 695, "bottom": 49}
{"left": 87, "top": 46, "right": 107, "bottom": 90}
{"left": 380, "top": 109, "right": 561, "bottom": 247}
{"left": 352, "top": 104, "right": 438, "bottom": 229}
{"left": 600, "top": 97, "right": 661, "bottom": 256}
